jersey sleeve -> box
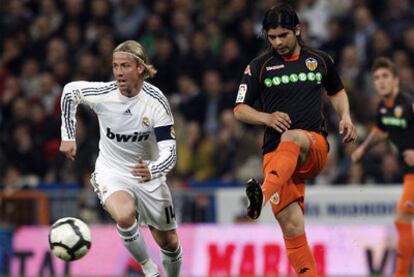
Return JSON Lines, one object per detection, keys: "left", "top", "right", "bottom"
{"left": 234, "top": 59, "right": 261, "bottom": 107}
{"left": 60, "top": 81, "right": 84, "bottom": 141}
{"left": 60, "top": 81, "right": 115, "bottom": 140}
{"left": 148, "top": 91, "right": 176, "bottom": 179}
{"left": 321, "top": 53, "right": 344, "bottom": 96}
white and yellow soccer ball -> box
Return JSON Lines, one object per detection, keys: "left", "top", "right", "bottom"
{"left": 48, "top": 217, "right": 92, "bottom": 261}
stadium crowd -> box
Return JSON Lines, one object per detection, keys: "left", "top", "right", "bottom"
{"left": 1, "top": 0, "right": 414, "bottom": 222}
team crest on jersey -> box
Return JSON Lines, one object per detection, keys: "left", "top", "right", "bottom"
{"left": 170, "top": 126, "right": 176, "bottom": 139}
{"left": 380, "top": 107, "right": 387, "bottom": 114}
{"left": 394, "top": 106, "right": 403, "bottom": 118}
{"left": 305, "top": 58, "right": 318, "bottom": 71}
{"left": 269, "top": 193, "right": 280, "bottom": 205}
{"left": 142, "top": 117, "right": 150, "bottom": 127}
{"left": 244, "top": 65, "right": 251, "bottom": 76}
{"left": 73, "top": 89, "right": 82, "bottom": 102}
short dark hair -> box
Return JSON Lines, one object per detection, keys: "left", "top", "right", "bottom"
{"left": 371, "top": 57, "right": 397, "bottom": 76}
{"left": 262, "top": 3, "right": 300, "bottom": 32}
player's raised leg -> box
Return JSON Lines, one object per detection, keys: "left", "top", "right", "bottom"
{"left": 150, "top": 227, "right": 182, "bottom": 277}
{"left": 105, "top": 191, "right": 160, "bottom": 277}
{"left": 245, "top": 130, "right": 310, "bottom": 219}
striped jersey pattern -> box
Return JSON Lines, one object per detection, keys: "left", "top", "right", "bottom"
{"left": 60, "top": 80, "right": 176, "bottom": 179}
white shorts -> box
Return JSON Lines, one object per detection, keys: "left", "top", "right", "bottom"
{"left": 90, "top": 169, "right": 177, "bottom": 231}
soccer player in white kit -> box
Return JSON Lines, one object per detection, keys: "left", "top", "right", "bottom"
{"left": 59, "top": 40, "right": 182, "bottom": 277}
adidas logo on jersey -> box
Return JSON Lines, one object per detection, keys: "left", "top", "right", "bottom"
{"left": 123, "top": 108, "right": 132, "bottom": 115}
{"left": 106, "top": 128, "right": 150, "bottom": 142}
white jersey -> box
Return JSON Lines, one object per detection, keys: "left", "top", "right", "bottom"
{"left": 60, "top": 80, "right": 176, "bottom": 181}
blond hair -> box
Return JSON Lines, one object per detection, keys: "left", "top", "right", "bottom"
{"left": 113, "top": 40, "right": 157, "bottom": 79}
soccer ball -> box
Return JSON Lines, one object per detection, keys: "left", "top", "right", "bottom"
{"left": 48, "top": 217, "right": 92, "bottom": 261}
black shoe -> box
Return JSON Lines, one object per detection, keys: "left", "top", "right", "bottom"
{"left": 245, "top": 178, "right": 263, "bottom": 219}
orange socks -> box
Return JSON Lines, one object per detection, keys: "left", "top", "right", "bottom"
{"left": 394, "top": 222, "right": 414, "bottom": 277}
{"left": 262, "top": 141, "right": 300, "bottom": 204}
{"left": 284, "top": 233, "right": 317, "bottom": 276}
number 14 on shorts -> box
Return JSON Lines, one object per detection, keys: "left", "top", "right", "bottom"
{"left": 165, "top": 205, "right": 176, "bottom": 224}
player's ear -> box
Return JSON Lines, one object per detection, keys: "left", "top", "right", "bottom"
{"left": 294, "top": 25, "right": 300, "bottom": 36}
{"left": 137, "top": 64, "right": 145, "bottom": 74}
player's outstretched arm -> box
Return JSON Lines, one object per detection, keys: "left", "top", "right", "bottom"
{"left": 351, "top": 128, "right": 388, "bottom": 163}
{"left": 234, "top": 104, "right": 291, "bottom": 133}
{"left": 328, "top": 89, "right": 357, "bottom": 143}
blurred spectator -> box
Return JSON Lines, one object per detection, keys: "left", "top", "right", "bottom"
{"left": 201, "top": 70, "right": 233, "bottom": 135}
{"left": 352, "top": 5, "right": 377, "bottom": 65}
{"left": 320, "top": 18, "right": 348, "bottom": 64}
{"left": 140, "top": 13, "right": 165, "bottom": 57}
{"left": 219, "top": 38, "right": 248, "bottom": 93}
{"left": 46, "top": 38, "right": 68, "bottom": 70}
{"left": 1, "top": 37, "right": 24, "bottom": 75}
{"left": 380, "top": 0, "right": 414, "bottom": 42}
{"left": 85, "top": 0, "right": 113, "bottom": 44}
{"left": 170, "top": 9, "right": 193, "bottom": 54}
{"left": 203, "top": 21, "right": 224, "bottom": 56}
{"left": 39, "top": 0, "right": 62, "bottom": 33}
{"left": 6, "top": 123, "right": 46, "bottom": 180}
{"left": 214, "top": 110, "right": 259, "bottom": 181}
{"left": 28, "top": 101, "right": 60, "bottom": 162}
{"left": 377, "top": 153, "right": 403, "bottom": 184}
{"left": 403, "top": 26, "right": 414, "bottom": 66}
{"left": 174, "top": 74, "right": 204, "bottom": 125}
{"left": 95, "top": 34, "right": 115, "bottom": 80}
{"left": 61, "top": 0, "right": 87, "bottom": 27}
{"left": 29, "top": 15, "right": 54, "bottom": 61}
{"left": 150, "top": 36, "right": 178, "bottom": 94}
{"left": 33, "top": 72, "right": 61, "bottom": 116}
{"left": 298, "top": 0, "right": 332, "bottom": 43}
{"left": 398, "top": 66, "right": 414, "bottom": 95}
{"left": 366, "top": 30, "right": 393, "bottom": 67}
{"left": 175, "top": 121, "right": 215, "bottom": 181}
{"left": 237, "top": 17, "right": 262, "bottom": 58}
{"left": 0, "top": 0, "right": 31, "bottom": 42}
{"left": 62, "top": 22, "right": 84, "bottom": 61}
{"left": 76, "top": 52, "right": 101, "bottom": 81}
{"left": 1, "top": 166, "right": 25, "bottom": 194}
{"left": 19, "top": 58, "right": 40, "bottom": 95}
{"left": 113, "top": 0, "right": 148, "bottom": 40}
{"left": 180, "top": 31, "right": 217, "bottom": 85}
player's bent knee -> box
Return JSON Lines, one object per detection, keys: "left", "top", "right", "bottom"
{"left": 158, "top": 230, "right": 180, "bottom": 251}
{"left": 280, "top": 130, "right": 307, "bottom": 146}
{"left": 114, "top": 212, "right": 137, "bottom": 228}
{"left": 281, "top": 221, "right": 305, "bottom": 237}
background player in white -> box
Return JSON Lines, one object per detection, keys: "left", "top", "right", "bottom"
{"left": 59, "top": 40, "right": 182, "bottom": 277}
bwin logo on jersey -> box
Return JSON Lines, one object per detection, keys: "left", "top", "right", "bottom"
{"left": 106, "top": 128, "right": 150, "bottom": 142}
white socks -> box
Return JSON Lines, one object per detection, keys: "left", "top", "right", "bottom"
{"left": 117, "top": 220, "right": 159, "bottom": 276}
{"left": 160, "top": 244, "right": 183, "bottom": 277}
